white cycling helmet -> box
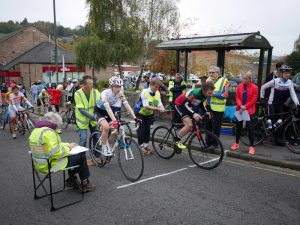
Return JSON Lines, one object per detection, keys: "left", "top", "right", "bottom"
{"left": 109, "top": 76, "right": 123, "bottom": 86}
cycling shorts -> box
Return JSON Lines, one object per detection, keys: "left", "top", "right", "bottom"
{"left": 174, "top": 102, "right": 193, "bottom": 121}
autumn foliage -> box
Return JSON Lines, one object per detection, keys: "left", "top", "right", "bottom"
{"left": 150, "top": 50, "right": 177, "bottom": 74}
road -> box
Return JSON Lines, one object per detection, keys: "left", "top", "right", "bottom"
{"left": 0, "top": 126, "right": 300, "bottom": 225}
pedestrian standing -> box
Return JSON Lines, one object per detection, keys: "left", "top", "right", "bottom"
{"left": 205, "top": 66, "right": 229, "bottom": 150}
{"left": 47, "top": 85, "right": 63, "bottom": 113}
{"left": 65, "top": 78, "right": 73, "bottom": 101}
{"left": 19, "top": 84, "right": 27, "bottom": 98}
{"left": 134, "top": 78, "right": 165, "bottom": 155}
{"left": 230, "top": 71, "right": 258, "bottom": 155}
{"left": 30, "top": 82, "right": 38, "bottom": 105}
{"left": 74, "top": 75, "right": 100, "bottom": 148}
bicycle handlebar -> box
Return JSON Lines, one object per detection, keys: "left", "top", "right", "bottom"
{"left": 118, "top": 120, "right": 140, "bottom": 131}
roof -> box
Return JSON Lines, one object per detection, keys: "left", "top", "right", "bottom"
{"left": 0, "top": 26, "right": 46, "bottom": 44}
{"left": 0, "top": 28, "right": 27, "bottom": 43}
{"left": 0, "top": 42, "right": 75, "bottom": 70}
{"left": 156, "top": 32, "right": 272, "bottom": 51}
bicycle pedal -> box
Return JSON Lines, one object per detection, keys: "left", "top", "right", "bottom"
{"left": 174, "top": 147, "right": 182, "bottom": 154}
{"left": 105, "top": 156, "right": 112, "bottom": 163}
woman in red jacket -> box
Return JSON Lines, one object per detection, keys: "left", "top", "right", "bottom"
{"left": 47, "top": 84, "right": 63, "bottom": 113}
{"left": 231, "top": 71, "right": 258, "bottom": 154}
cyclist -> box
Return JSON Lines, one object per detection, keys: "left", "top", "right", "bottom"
{"left": 174, "top": 82, "right": 215, "bottom": 149}
{"left": 94, "top": 76, "right": 140, "bottom": 156}
{"left": 261, "top": 66, "right": 300, "bottom": 146}
{"left": 143, "top": 73, "right": 151, "bottom": 88}
{"left": 37, "top": 89, "right": 50, "bottom": 114}
{"left": 8, "top": 85, "right": 33, "bottom": 139}
{"left": 261, "top": 66, "right": 300, "bottom": 115}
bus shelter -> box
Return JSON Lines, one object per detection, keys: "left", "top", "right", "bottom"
{"left": 156, "top": 31, "right": 273, "bottom": 87}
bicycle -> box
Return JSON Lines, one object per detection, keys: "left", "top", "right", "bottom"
{"left": 240, "top": 106, "right": 300, "bottom": 154}
{"left": 88, "top": 112, "right": 143, "bottom": 182}
{"left": 151, "top": 111, "right": 224, "bottom": 170}
{"left": 61, "top": 103, "right": 76, "bottom": 129}
{"left": 283, "top": 109, "right": 300, "bottom": 154}
{"left": 16, "top": 108, "right": 35, "bottom": 135}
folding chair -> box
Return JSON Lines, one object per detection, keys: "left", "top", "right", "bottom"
{"left": 29, "top": 146, "right": 84, "bottom": 211}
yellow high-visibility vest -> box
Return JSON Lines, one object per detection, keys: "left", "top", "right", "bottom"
{"left": 29, "top": 127, "right": 70, "bottom": 174}
{"left": 138, "top": 89, "right": 161, "bottom": 116}
{"left": 74, "top": 88, "right": 100, "bottom": 129}
{"left": 168, "top": 80, "right": 187, "bottom": 102}
{"left": 210, "top": 77, "right": 228, "bottom": 112}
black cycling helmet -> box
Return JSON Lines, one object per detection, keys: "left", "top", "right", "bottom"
{"left": 279, "top": 66, "right": 293, "bottom": 73}
{"left": 143, "top": 73, "right": 151, "bottom": 78}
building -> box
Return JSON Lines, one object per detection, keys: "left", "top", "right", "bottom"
{"left": 0, "top": 26, "right": 87, "bottom": 89}
{"left": 0, "top": 25, "right": 143, "bottom": 89}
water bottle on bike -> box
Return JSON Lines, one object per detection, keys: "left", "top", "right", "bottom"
{"left": 267, "top": 119, "right": 272, "bottom": 129}
{"left": 273, "top": 119, "right": 282, "bottom": 128}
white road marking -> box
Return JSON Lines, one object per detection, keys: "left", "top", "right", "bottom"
{"left": 116, "top": 167, "right": 188, "bottom": 189}
{"left": 116, "top": 148, "right": 300, "bottom": 189}
{"left": 188, "top": 165, "right": 197, "bottom": 168}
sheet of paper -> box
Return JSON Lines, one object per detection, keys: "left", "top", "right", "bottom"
{"left": 234, "top": 110, "right": 250, "bottom": 121}
{"left": 70, "top": 146, "right": 89, "bottom": 155}
{"left": 242, "top": 110, "right": 250, "bottom": 121}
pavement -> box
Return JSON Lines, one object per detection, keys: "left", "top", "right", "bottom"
{"left": 149, "top": 118, "right": 300, "bottom": 171}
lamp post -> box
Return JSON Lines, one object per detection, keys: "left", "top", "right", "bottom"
{"left": 33, "top": 29, "right": 36, "bottom": 82}
{"left": 53, "top": 0, "right": 58, "bottom": 84}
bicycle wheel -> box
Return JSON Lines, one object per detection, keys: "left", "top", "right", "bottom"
{"left": 17, "top": 116, "right": 26, "bottom": 135}
{"left": 151, "top": 126, "right": 176, "bottom": 159}
{"left": 61, "top": 111, "right": 70, "bottom": 129}
{"left": 88, "top": 131, "right": 107, "bottom": 167}
{"left": 240, "top": 120, "right": 265, "bottom": 146}
{"left": 118, "top": 138, "right": 144, "bottom": 182}
{"left": 284, "top": 121, "right": 300, "bottom": 154}
{"left": 188, "top": 130, "right": 224, "bottom": 170}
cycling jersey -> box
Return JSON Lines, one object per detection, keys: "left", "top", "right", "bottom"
{"left": 96, "top": 89, "right": 127, "bottom": 112}
{"left": 8, "top": 92, "right": 25, "bottom": 117}
{"left": 9, "top": 92, "right": 24, "bottom": 108}
{"left": 175, "top": 88, "right": 207, "bottom": 108}
{"left": 261, "top": 78, "right": 299, "bottom": 106}
{"left": 175, "top": 88, "right": 208, "bottom": 119}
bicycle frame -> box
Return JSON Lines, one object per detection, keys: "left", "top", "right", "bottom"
{"left": 17, "top": 109, "right": 34, "bottom": 132}
{"left": 111, "top": 123, "right": 135, "bottom": 161}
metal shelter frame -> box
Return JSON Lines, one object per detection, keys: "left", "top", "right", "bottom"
{"left": 156, "top": 31, "right": 273, "bottom": 87}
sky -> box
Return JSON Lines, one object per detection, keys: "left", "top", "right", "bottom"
{"left": 0, "top": 0, "right": 299, "bottom": 56}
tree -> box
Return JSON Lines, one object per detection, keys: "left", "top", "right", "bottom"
{"left": 287, "top": 51, "right": 300, "bottom": 73}
{"left": 86, "top": 0, "right": 145, "bottom": 78}
{"left": 57, "top": 26, "right": 65, "bottom": 36}
{"left": 129, "top": 0, "right": 180, "bottom": 90}
{"left": 294, "top": 35, "right": 300, "bottom": 52}
{"left": 75, "top": 35, "right": 109, "bottom": 79}
{"left": 20, "top": 18, "right": 29, "bottom": 25}
{"left": 150, "top": 50, "right": 177, "bottom": 74}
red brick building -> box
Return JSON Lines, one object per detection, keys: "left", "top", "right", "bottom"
{"left": 0, "top": 26, "right": 143, "bottom": 89}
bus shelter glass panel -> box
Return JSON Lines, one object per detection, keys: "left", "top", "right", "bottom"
{"left": 187, "top": 50, "right": 217, "bottom": 84}
{"left": 224, "top": 49, "right": 260, "bottom": 93}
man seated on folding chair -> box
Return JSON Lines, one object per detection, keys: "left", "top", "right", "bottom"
{"left": 29, "top": 112, "right": 96, "bottom": 193}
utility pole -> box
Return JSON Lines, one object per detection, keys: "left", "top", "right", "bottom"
{"left": 53, "top": 0, "right": 58, "bottom": 84}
